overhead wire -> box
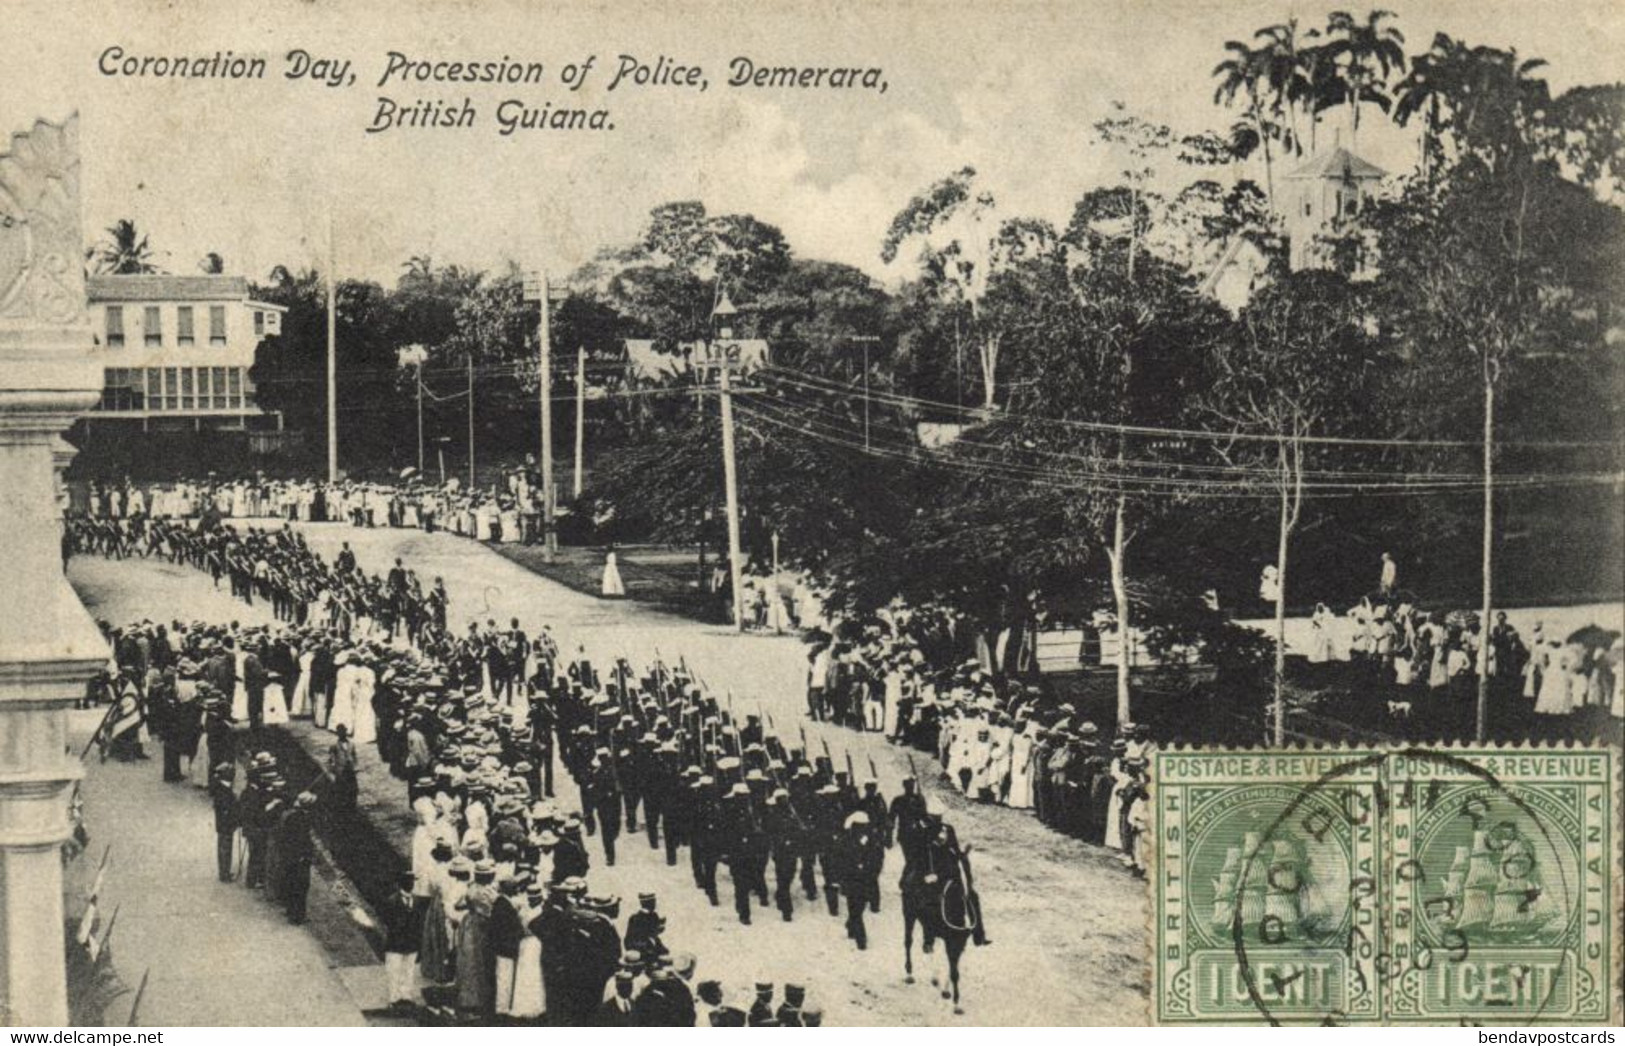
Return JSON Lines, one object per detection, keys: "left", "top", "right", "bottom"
{"left": 761, "top": 363, "right": 1620, "bottom": 452}
{"left": 731, "top": 392, "right": 1623, "bottom": 499}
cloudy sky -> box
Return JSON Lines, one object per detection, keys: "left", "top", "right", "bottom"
{"left": 5, "top": 0, "right": 1621, "bottom": 287}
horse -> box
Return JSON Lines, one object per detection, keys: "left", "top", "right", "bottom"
{"left": 900, "top": 859, "right": 974, "bottom": 1015}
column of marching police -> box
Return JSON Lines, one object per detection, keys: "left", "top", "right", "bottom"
{"left": 64, "top": 511, "right": 993, "bottom": 1026}
{"left": 73, "top": 475, "right": 1162, "bottom": 873}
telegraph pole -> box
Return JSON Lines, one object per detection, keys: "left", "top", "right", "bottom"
{"left": 573, "top": 345, "right": 586, "bottom": 498}
{"left": 325, "top": 212, "right": 337, "bottom": 482}
{"left": 415, "top": 359, "right": 425, "bottom": 474}
{"left": 466, "top": 352, "right": 475, "bottom": 489}
{"left": 849, "top": 335, "right": 881, "bottom": 452}
{"left": 526, "top": 271, "right": 557, "bottom": 563}
{"left": 718, "top": 360, "right": 745, "bottom": 632}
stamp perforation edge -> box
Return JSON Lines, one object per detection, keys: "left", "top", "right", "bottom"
{"left": 1146, "top": 741, "right": 1622, "bottom": 1026}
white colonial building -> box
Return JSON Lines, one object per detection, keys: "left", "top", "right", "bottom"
{"left": 1281, "top": 146, "right": 1386, "bottom": 272}
{"left": 86, "top": 273, "right": 284, "bottom": 430}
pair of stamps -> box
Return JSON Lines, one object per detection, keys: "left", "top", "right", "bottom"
{"left": 1152, "top": 746, "right": 1619, "bottom": 1025}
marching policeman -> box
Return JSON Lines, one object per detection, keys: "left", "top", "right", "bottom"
{"left": 588, "top": 749, "right": 623, "bottom": 865}
{"left": 837, "top": 811, "right": 882, "bottom": 949}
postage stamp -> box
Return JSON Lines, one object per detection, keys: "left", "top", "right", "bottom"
{"left": 1151, "top": 746, "right": 1620, "bottom": 1025}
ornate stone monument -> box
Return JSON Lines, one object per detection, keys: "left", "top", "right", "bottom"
{"left": 0, "top": 115, "right": 106, "bottom": 1026}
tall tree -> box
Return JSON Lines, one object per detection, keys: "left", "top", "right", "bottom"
{"left": 1369, "top": 141, "right": 1625, "bottom": 739}
{"left": 882, "top": 167, "right": 1002, "bottom": 409}
{"left": 1324, "top": 9, "right": 1407, "bottom": 151}
{"left": 1203, "top": 271, "right": 1376, "bottom": 743}
{"left": 1213, "top": 39, "right": 1280, "bottom": 205}
{"left": 91, "top": 219, "right": 160, "bottom": 275}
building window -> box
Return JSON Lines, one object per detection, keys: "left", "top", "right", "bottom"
{"left": 144, "top": 306, "right": 162, "bottom": 347}
{"left": 100, "top": 367, "right": 145, "bottom": 411}
{"left": 181, "top": 368, "right": 195, "bottom": 410}
{"left": 146, "top": 368, "right": 161, "bottom": 409}
{"left": 212, "top": 366, "right": 228, "bottom": 409}
{"left": 227, "top": 367, "right": 242, "bottom": 408}
{"left": 164, "top": 367, "right": 179, "bottom": 411}
{"left": 1304, "top": 200, "right": 1313, "bottom": 217}
{"left": 254, "top": 310, "right": 265, "bottom": 336}
{"left": 105, "top": 306, "right": 124, "bottom": 347}
{"left": 177, "top": 306, "right": 195, "bottom": 345}
{"left": 209, "top": 305, "right": 227, "bottom": 345}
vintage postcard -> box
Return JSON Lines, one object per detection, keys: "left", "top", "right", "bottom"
{"left": 0, "top": 0, "right": 1621, "bottom": 1029}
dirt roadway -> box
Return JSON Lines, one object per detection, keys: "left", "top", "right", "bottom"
{"left": 68, "top": 526, "right": 1152, "bottom": 1026}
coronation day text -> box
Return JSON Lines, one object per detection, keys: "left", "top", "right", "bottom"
{"left": 96, "top": 48, "right": 891, "bottom": 135}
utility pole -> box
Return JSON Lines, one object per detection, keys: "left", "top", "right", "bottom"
{"left": 718, "top": 361, "right": 746, "bottom": 632}
{"left": 849, "top": 335, "right": 881, "bottom": 452}
{"left": 466, "top": 352, "right": 475, "bottom": 489}
{"left": 325, "top": 212, "right": 337, "bottom": 482}
{"left": 415, "top": 359, "right": 425, "bottom": 474}
{"left": 1477, "top": 359, "right": 1497, "bottom": 742}
{"left": 573, "top": 345, "right": 586, "bottom": 498}
{"left": 526, "top": 271, "right": 557, "bottom": 563}
{"left": 771, "top": 529, "right": 782, "bottom": 635}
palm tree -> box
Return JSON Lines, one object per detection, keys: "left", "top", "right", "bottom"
{"left": 1213, "top": 39, "right": 1278, "bottom": 206}
{"left": 401, "top": 254, "right": 435, "bottom": 284}
{"left": 1325, "top": 9, "right": 1407, "bottom": 151}
{"left": 1255, "top": 18, "right": 1318, "bottom": 158}
{"left": 198, "top": 251, "right": 225, "bottom": 274}
{"left": 1395, "top": 37, "right": 1549, "bottom": 176}
{"left": 92, "top": 219, "right": 159, "bottom": 275}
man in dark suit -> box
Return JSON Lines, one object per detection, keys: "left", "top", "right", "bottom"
{"left": 631, "top": 959, "right": 696, "bottom": 1026}
{"left": 209, "top": 762, "right": 237, "bottom": 882}
{"left": 204, "top": 639, "right": 236, "bottom": 709}
{"left": 380, "top": 872, "right": 420, "bottom": 1008}
{"left": 597, "top": 970, "right": 637, "bottom": 1026}
{"left": 275, "top": 792, "right": 317, "bottom": 923}
{"left": 242, "top": 639, "right": 269, "bottom": 731}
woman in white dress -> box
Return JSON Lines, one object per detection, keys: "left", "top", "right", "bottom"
{"left": 882, "top": 665, "right": 905, "bottom": 737}
{"left": 262, "top": 674, "right": 290, "bottom": 726}
{"left": 351, "top": 657, "right": 378, "bottom": 745}
{"left": 1006, "top": 720, "right": 1036, "bottom": 810}
{"left": 510, "top": 885, "right": 547, "bottom": 1019}
{"left": 328, "top": 652, "right": 356, "bottom": 737}
{"left": 1104, "top": 751, "right": 1132, "bottom": 851}
{"left": 291, "top": 647, "right": 314, "bottom": 718}
{"left": 500, "top": 504, "right": 520, "bottom": 544}
{"left": 601, "top": 551, "right": 627, "bottom": 598}
{"left": 1533, "top": 641, "right": 1573, "bottom": 715}
{"left": 1308, "top": 603, "right": 1335, "bottom": 664}
{"left": 231, "top": 647, "right": 250, "bottom": 722}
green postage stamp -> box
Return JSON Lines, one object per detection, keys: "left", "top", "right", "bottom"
{"left": 1152, "top": 746, "right": 1620, "bottom": 1025}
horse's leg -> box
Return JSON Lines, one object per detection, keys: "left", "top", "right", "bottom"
{"left": 948, "top": 936, "right": 966, "bottom": 1015}
{"left": 902, "top": 903, "right": 916, "bottom": 984}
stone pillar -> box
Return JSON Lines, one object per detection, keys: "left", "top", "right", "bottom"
{"left": 0, "top": 115, "right": 106, "bottom": 1027}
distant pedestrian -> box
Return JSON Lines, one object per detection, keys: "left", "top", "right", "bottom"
{"left": 380, "top": 872, "right": 420, "bottom": 1008}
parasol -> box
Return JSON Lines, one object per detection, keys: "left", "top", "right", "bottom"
{"left": 1565, "top": 624, "right": 1621, "bottom": 650}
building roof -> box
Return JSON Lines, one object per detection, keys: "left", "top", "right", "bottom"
{"left": 1285, "top": 147, "right": 1387, "bottom": 182}
{"left": 87, "top": 274, "right": 251, "bottom": 302}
